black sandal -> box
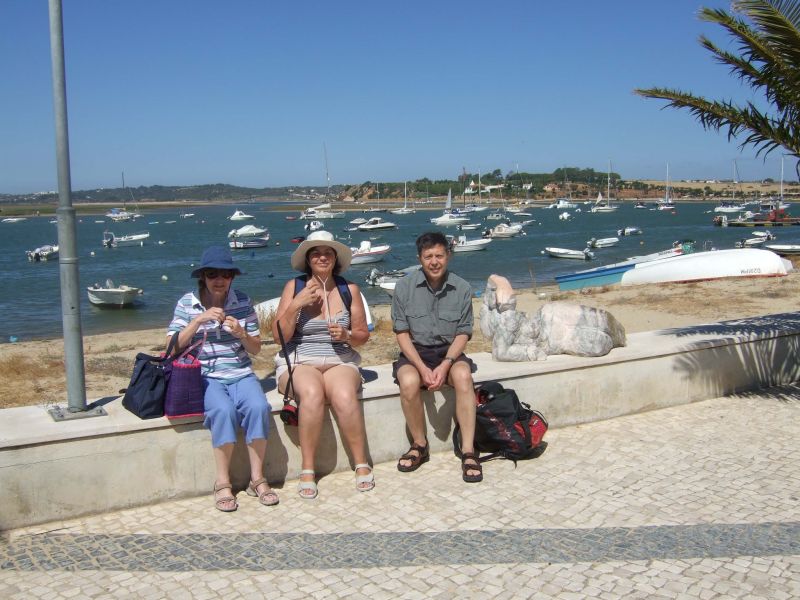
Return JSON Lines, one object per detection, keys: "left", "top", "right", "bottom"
{"left": 397, "top": 442, "right": 430, "bottom": 472}
{"left": 461, "top": 452, "right": 483, "bottom": 483}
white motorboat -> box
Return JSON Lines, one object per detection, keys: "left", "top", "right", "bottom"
{"left": 714, "top": 202, "right": 746, "bottom": 213}
{"left": 304, "top": 220, "right": 325, "bottom": 232}
{"left": 482, "top": 222, "right": 523, "bottom": 239}
{"left": 448, "top": 235, "right": 492, "bottom": 252}
{"left": 350, "top": 240, "right": 392, "bottom": 265}
{"left": 228, "top": 224, "right": 269, "bottom": 239}
{"left": 485, "top": 212, "right": 506, "bottom": 221}
{"left": 300, "top": 203, "right": 346, "bottom": 219}
{"left": 546, "top": 198, "right": 578, "bottom": 210}
{"left": 586, "top": 237, "right": 619, "bottom": 249}
{"left": 26, "top": 244, "right": 59, "bottom": 261}
{"left": 87, "top": 279, "right": 143, "bottom": 306}
{"left": 457, "top": 223, "right": 482, "bottom": 231}
{"left": 229, "top": 210, "right": 255, "bottom": 221}
{"left": 634, "top": 201, "right": 648, "bottom": 209}
{"left": 734, "top": 230, "right": 775, "bottom": 248}
{"left": 2, "top": 217, "right": 27, "bottom": 223}
{"left": 545, "top": 247, "right": 595, "bottom": 260}
{"left": 365, "top": 265, "right": 420, "bottom": 287}
{"left": 430, "top": 212, "right": 470, "bottom": 226}
{"left": 102, "top": 231, "right": 149, "bottom": 248}
{"left": 105, "top": 208, "right": 134, "bottom": 222}
{"left": 349, "top": 217, "right": 367, "bottom": 225}
{"left": 179, "top": 212, "right": 195, "bottom": 219}
{"left": 229, "top": 237, "right": 269, "bottom": 249}
{"left": 617, "top": 226, "right": 643, "bottom": 236}
{"left": 357, "top": 217, "right": 397, "bottom": 231}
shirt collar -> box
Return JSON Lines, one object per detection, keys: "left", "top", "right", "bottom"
{"left": 191, "top": 288, "right": 239, "bottom": 309}
{"left": 413, "top": 267, "right": 453, "bottom": 293}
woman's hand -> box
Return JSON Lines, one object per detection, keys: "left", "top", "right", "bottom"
{"left": 293, "top": 278, "right": 323, "bottom": 309}
{"left": 327, "top": 322, "right": 351, "bottom": 343}
{"left": 223, "top": 315, "right": 246, "bottom": 340}
{"left": 196, "top": 307, "right": 225, "bottom": 326}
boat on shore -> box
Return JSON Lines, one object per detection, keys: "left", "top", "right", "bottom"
{"left": 619, "top": 248, "right": 793, "bottom": 286}
{"left": 555, "top": 241, "right": 695, "bottom": 290}
{"left": 87, "top": 280, "right": 143, "bottom": 307}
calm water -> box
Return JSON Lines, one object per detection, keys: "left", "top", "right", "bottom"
{"left": 3, "top": 201, "right": 797, "bottom": 342}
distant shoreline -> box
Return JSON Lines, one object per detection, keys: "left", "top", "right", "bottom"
{"left": 1, "top": 195, "right": 793, "bottom": 218}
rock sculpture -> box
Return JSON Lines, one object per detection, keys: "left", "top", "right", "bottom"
{"left": 479, "top": 274, "right": 626, "bottom": 361}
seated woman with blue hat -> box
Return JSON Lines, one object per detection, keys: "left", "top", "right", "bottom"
{"left": 272, "top": 231, "right": 374, "bottom": 498}
{"left": 167, "top": 246, "right": 276, "bottom": 512}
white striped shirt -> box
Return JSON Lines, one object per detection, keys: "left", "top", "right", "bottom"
{"left": 167, "top": 288, "right": 260, "bottom": 384}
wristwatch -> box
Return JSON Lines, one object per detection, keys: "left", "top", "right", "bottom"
{"left": 443, "top": 356, "right": 455, "bottom": 364}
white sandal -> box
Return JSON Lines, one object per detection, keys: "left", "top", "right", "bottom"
{"left": 354, "top": 463, "right": 375, "bottom": 492}
{"left": 297, "top": 469, "right": 318, "bottom": 499}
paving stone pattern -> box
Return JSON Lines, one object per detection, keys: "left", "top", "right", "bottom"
{"left": 1, "top": 388, "right": 798, "bottom": 598}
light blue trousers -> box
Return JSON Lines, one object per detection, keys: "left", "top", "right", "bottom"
{"left": 203, "top": 374, "right": 269, "bottom": 448}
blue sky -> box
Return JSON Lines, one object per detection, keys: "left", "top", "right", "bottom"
{"left": 0, "top": 1, "right": 790, "bottom": 194}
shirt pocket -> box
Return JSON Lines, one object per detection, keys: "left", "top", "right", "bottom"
{"left": 437, "top": 308, "right": 462, "bottom": 337}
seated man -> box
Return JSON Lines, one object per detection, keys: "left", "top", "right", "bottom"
{"left": 391, "top": 231, "right": 482, "bottom": 483}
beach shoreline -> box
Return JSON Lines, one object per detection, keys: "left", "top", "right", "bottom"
{"left": 3, "top": 274, "right": 799, "bottom": 410}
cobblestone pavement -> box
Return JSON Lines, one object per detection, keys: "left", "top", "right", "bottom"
{"left": 1, "top": 387, "right": 799, "bottom": 598}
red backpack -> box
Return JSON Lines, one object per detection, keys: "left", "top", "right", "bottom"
{"left": 454, "top": 381, "right": 548, "bottom": 462}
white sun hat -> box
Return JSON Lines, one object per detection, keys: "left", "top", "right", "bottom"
{"left": 290, "top": 230, "right": 353, "bottom": 272}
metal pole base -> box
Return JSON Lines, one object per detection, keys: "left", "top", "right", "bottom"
{"left": 47, "top": 405, "right": 107, "bottom": 422}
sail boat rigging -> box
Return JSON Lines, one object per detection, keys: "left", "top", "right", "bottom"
{"left": 389, "top": 182, "right": 416, "bottom": 214}
{"left": 106, "top": 172, "right": 137, "bottom": 221}
{"left": 657, "top": 163, "right": 677, "bottom": 211}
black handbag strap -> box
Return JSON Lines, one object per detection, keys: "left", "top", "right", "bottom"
{"left": 275, "top": 322, "right": 296, "bottom": 401}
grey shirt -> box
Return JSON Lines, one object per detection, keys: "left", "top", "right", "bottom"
{"left": 391, "top": 268, "right": 473, "bottom": 347}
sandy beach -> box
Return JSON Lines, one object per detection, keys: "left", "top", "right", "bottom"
{"left": 3, "top": 273, "right": 799, "bottom": 410}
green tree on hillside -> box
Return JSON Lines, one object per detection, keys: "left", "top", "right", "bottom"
{"left": 635, "top": 0, "right": 800, "bottom": 174}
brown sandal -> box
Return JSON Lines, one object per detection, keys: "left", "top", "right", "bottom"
{"left": 461, "top": 452, "right": 483, "bottom": 483}
{"left": 213, "top": 482, "right": 238, "bottom": 512}
{"left": 246, "top": 477, "right": 280, "bottom": 506}
{"left": 397, "top": 442, "right": 430, "bottom": 472}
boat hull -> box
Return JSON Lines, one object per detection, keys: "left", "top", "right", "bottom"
{"left": 87, "top": 287, "right": 142, "bottom": 306}
{"left": 620, "top": 249, "right": 792, "bottom": 286}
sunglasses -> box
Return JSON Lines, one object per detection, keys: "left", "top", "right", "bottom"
{"left": 204, "top": 270, "right": 234, "bottom": 280}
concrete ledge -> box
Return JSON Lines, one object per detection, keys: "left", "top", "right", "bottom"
{"left": 2, "top": 312, "right": 800, "bottom": 530}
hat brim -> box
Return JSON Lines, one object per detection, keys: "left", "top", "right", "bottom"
{"left": 290, "top": 239, "right": 352, "bottom": 272}
{"left": 191, "top": 265, "right": 243, "bottom": 278}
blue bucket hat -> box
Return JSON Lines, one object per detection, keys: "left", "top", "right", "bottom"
{"left": 190, "top": 246, "right": 243, "bottom": 278}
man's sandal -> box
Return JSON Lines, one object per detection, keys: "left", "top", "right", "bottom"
{"left": 397, "top": 442, "right": 429, "bottom": 472}
{"left": 297, "top": 469, "right": 318, "bottom": 500}
{"left": 461, "top": 452, "right": 483, "bottom": 483}
{"left": 213, "top": 482, "right": 238, "bottom": 512}
{"left": 246, "top": 477, "right": 279, "bottom": 506}
{"left": 354, "top": 463, "right": 375, "bottom": 492}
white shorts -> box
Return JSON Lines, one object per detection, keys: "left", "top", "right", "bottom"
{"left": 275, "top": 348, "right": 361, "bottom": 381}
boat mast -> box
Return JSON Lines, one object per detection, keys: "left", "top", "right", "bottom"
{"left": 732, "top": 159, "right": 737, "bottom": 204}
{"left": 781, "top": 155, "right": 785, "bottom": 203}
{"left": 607, "top": 160, "right": 611, "bottom": 203}
{"left": 323, "top": 142, "right": 331, "bottom": 201}
{"left": 121, "top": 171, "right": 126, "bottom": 211}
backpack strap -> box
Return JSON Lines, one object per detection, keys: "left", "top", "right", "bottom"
{"left": 293, "top": 274, "right": 352, "bottom": 312}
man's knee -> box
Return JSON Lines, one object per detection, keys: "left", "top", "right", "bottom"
{"left": 396, "top": 367, "right": 422, "bottom": 399}
{"left": 449, "top": 362, "right": 474, "bottom": 389}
